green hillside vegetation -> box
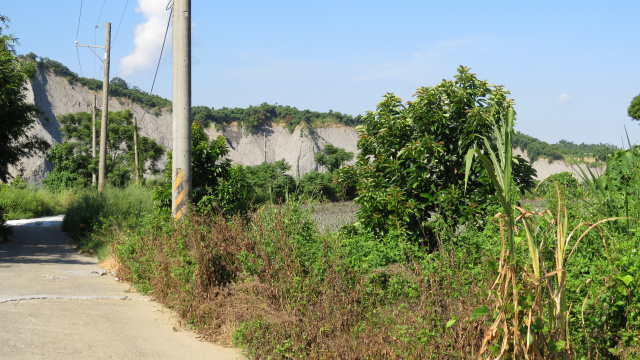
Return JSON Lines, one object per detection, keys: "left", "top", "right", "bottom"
{"left": 513, "top": 131, "right": 618, "bottom": 163}
{"left": 191, "top": 103, "right": 362, "bottom": 134}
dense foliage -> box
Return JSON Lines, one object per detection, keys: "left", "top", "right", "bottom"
{"left": 629, "top": 93, "right": 640, "bottom": 122}
{"left": 513, "top": 131, "right": 617, "bottom": 163}
{"left": 192, "top": 103, "right": 361, "bottom": 134}
{"left": 154, "top": 123, "right": 254, "bottom": 216}
{"left": 0, "top": 17, "right": 49, "bottom": 182}
{"left": 44, "top": 110, "right": 164, "bottom": 189}
{"left": 243, "top": 160, "right": 295, "bottom": 203}
{"left": 353, "top": 66, "right": 536, "bottom": 241}
{"left": 313, "top": 143, "right": 354, "bottom": 173}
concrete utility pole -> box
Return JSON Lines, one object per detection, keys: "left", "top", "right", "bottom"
{"left": 171, "top": 0, "right": 191, "bottom": 220}
{"left": 98, "top": 23, "right": 111, "bottom": 192}
{"left": 134, "top": 116, "right": 140, "bottom": 184}
{"left": 76, "top": 23, "right": 110, "bottom": 192}
{"left": 92, "top": 94, "right": 97, "bottom": 185}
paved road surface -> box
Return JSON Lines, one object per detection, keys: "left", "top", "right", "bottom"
{"left": 0, "top": 215, "right": 242, "bottom": 360}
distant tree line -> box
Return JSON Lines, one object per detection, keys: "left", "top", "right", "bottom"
{"left": 192, "top": 103, "right": 362, "bottom": 134}
{"left": 513, "top": 132, "right": 617, "bottom": 163}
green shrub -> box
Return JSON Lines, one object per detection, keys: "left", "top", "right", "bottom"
{"left": 353, "top": 66, "right": 535, "bottom": 242}
{"left": 154, "top": 123, "right": 253, "bottom": 217}
{"left": 297, "top": 171, "right": 338, "bottom": 201}
{"left": 244, "top": 160, "right": 295, "bottom": 204}
{"left": 63, "top": 185, "right": 154, "bottom": 258}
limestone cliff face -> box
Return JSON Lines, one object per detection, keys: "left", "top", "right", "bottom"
{"left": 513, "top": 148, "right": 605, "bottom": 180}
{"left": 206, "top": 125, "right": 359, "bottom": 179}
{"left": 14, "top": 67, "right": 359, "bottom": 184}
{"left": 14, "top": 67, "right": 586, "bottom": 185}
{"left": 13, "top": 67, "right": 174, "bottom": 184}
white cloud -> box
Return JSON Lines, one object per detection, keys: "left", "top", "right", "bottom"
{"left": 557, "top": 93, "right": 571, "bottom": 104}
{"left": 120, "top": 0, "right": 171, "bottom": 76}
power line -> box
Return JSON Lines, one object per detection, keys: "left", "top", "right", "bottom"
{"left": 75, "top": 0, "right": 84, "bottom": 77}
{"left": 76, "top": 48, "right": 84, "bottom": 77}
{"left": 137, "top": 2, "right": 173, "bottom": 125}
{"left": 112, "top": 0, "right": 130, "bottom": 48}
{"left": 75, "top": 0, "right": 83, "bottom": 40}
{"left": 95, "top": 0, "right": 106, "bottom": 26}
{"left": 150, "top": 4, "right": 172, "bottom": 98}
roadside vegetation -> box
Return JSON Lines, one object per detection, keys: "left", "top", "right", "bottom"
{"left": 4, "top": 50, "right": 640, "bottom": 358}
{"left": 0, "top": 177, "right": 73, "bottom": 220}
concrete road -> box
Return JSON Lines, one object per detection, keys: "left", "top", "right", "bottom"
{"left": 0, "top": 216, "right": 243, "bottom": 360}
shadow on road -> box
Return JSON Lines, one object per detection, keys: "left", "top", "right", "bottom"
{"left": 0, "top": 221, "right": 95, "bottom": 266}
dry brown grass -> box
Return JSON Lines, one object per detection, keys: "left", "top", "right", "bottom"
{"left": 115, "top": 206, "right": 492, "bottom": 359}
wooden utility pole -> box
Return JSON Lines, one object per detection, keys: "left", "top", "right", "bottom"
{"left": 171, "top": 0, "right": 191, "bottom": 220}
{"left": 76, "top": 22, "right": 111, "bottom": 192}
{"left": 134, "top": 116, "right": 140, "bottom": 184}
{"left": 91, "top": 94, "right": 97, "bottom": 185}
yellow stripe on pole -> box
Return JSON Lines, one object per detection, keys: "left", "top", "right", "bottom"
{"left": 175, "top": 187, "right": 188, "bottom": 209}
{"left": 174, "top": 208, "right": 184, "bottom": 220}
{"left": 173, "top": 169, "right": 184, "bottom": 190}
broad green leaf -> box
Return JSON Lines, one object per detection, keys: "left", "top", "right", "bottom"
{"left": 470, "top": 305, "right": 490, "bottom": 321}
{"left": 445, "top": 318, "right": 457, "bottom": 329}
{"left": 619, "top": 274, "right": 634, "bottom": 286}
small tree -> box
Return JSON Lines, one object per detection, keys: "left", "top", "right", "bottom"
{"left": 628, "top": 93, "right": 640, "bottom": 122}
{"left": 354, "top": 66, "right": 535, "bottom": 240}
{"left": 314, "top": 143, "right": 354, "bottom": 173}
{"left": 0, "top": 15, "right": 49, "bottom": 182}
{"left": 154, "top": 123, "right": 254, "bottom": 216}
{"left": 244, "top": 159, "right": 295, "bottom": 203}
{"left": 44, "top": 110, "right": 164, "bottom": 189}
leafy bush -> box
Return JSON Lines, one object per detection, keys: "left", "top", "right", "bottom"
{"left": 243, "top": 160, "right": 295, "bottom": 204}
{"left": 354, "top": 66, "right": 536, "bottom": 242}
{"left": 296, "top": 171, "right": 339, "bottom": 201}
{"left": 154, "top": 123, "right": 254, "bottom": 217}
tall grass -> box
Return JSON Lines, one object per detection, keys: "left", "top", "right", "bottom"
{"left": 63, "top": 185, "right": 155, "bottom": 259}
{"left": 0, "top": 184, "right": 74, "bottom": 219}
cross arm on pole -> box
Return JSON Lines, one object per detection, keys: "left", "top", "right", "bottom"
{"left": 75, "top": 41, "right": 105, "bottom": 63}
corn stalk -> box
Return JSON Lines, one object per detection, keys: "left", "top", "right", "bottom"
{"left": 464, "top": 106, "right": 571, "bottom": 359}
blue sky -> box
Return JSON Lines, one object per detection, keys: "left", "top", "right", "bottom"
{"left": 4, "top": 0, "right": 640, "bottom": 146}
